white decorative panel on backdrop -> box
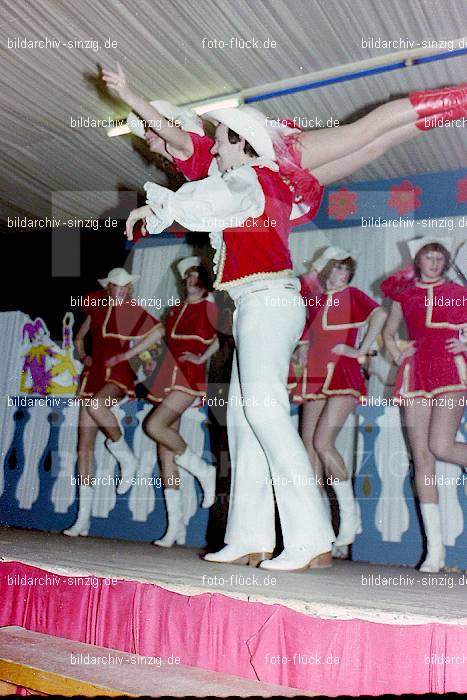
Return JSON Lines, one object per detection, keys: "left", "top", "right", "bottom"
{"left": 51, "top": 405, "right": 80, "bottom": 513}
{"left": 373, "top": 407, "right": 410, "bottom": 542}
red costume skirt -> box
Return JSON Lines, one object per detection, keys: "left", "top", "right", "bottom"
{"left": 395, "top": 339, "right": 467, "bottom": 399}
{"left": 78, "top": 360, "right": 136, "bottom": 398}
{"left": 290, "top": 354, "right": 367, "bottom": 403}
{"left": 147, "top": 350, "right": 208, "bottom": 404}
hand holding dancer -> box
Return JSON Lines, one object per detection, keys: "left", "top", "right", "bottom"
{"left": 382, "top": 237, "right": 467, "bottom": 572}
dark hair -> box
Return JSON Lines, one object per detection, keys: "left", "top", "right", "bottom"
{"left": 318, "top": 257, "right": 356, "bottom": 287}
{"left": 227, "top": 128, "right": 259, "bottom": 158}
{"left": 413, "top": 243, "right": 450, "bottom": 278}
{"left": 184, "top": 265, "right": 212, "bottom": 297}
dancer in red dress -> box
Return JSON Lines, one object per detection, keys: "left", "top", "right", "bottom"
{"left": 103, "top": 64, "right": 467, "bottom": 205}
{"left": 64, "top": 268, "right": 163, "bottom": 536}
{"left": 290, "top": 247, "right": 386, "bottom": 548}
{"left": 147, "top": 265, "right": 218, "bottom": 407}
{"left": 382, "top": 237, "right": 467, "bottom": 572}
{"left": 112, "top": 258, "right": 219, "bottom": 547}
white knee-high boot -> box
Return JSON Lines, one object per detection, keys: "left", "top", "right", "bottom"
{"left": 333, "top": 478, "right": 359, "bottom": 546}
{"left": 174, "top": 446, "right": 216, "bottom": 508}
{"left": 105, "top": 436, "right": 138, "bottom": 494}
{"left": 63, "top": 485, "right": 93, "bottom": 537}
{"left": 419, "top": 502, "right": 445, "bottom": 573}
{"left": 153, "top": 489, "right": 186, "bottom": 547}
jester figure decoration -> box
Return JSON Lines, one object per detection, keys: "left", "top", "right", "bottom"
{"left": 20, "top": 314, "right": 80, "bottom": 396}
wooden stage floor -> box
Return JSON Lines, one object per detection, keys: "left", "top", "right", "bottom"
{"left": 1, "top": 527, "right": 465, "bottom": 626}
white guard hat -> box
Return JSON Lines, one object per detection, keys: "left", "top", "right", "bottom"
{"left": 127, "top": 100, "right": 204, "bottom": 139}
{"left": 311, "top": 246, "right": 354, "bottom": 273}
{"left": 407, "top": 236, "right": 453, "bottom": 259}
{"left": 177, "top": 256, "right": 201, "bottom": 278}
{"left": 98, "top": 267, "right": 140, "bottom": 287}
{"left": 203, "top": 105, "right": 275, "bottom": 160}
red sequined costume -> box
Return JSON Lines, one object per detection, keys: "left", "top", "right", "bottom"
{"left": 291, "top": 282, "right": 379, "bottom": 402}
{"left": 147, "top": 295, "right": 218, "bottom": 403}
{"left": 78, "top": 291, "right": 161, "bottom": 397}
{"left": 381, "top": 275, "right": 467, "bottom": 398}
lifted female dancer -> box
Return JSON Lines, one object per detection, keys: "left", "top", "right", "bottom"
{"left": 103, "top": 64, "right": 467, "bottom": 192}
{"left": 382, "top": 237, "right": 467, "bottom": 572}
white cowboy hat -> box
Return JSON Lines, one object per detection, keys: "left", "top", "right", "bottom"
{"left": 310, "top": 246, "right": 354, "bottom": 273}
{"left": 407, "top": 236, "right": 453, "bottom": 259}
{"left": 203, "top": 105, "right": 275, "bottom": 160}
{"left": 98, "top": 268, "right": 140, "bottom": 287}
{"left": 177, "top": 256, "right": 201, "bottom": 278}
{"left": 127, "top": 99, "right": 204, "bottom": 139}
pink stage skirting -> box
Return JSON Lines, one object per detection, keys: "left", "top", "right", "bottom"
{"left": 1, "top": 561, "right": 465, "bottom": 695}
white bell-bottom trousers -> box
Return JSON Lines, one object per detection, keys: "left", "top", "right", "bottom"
{"left": 224, "top": 279, "right": 335, "bottom": 552}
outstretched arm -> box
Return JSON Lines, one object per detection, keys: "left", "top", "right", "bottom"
{"left": 125, "top": 167, "right": 265, "bottom": 239}
{"left": 102, "top": 63, "right": 193, "bottom": 158}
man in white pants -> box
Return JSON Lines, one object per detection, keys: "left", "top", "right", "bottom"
{"left": 125, "top": 105, "right": 335, "bottom": 571}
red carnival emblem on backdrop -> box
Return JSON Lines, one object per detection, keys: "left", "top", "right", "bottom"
{"left": 388, "top": 180, "right": 422, "bottom": 215}
{"left": 456, "top": 178, "right": 467, "bottom": 203}
{"left": 328, "top": 187, "right": 357, "bottom": 221}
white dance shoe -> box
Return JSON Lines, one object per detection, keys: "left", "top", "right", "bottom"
{"left": 259, "top": 545, "right": 332, "bottom": 572}
{"left": 105, "top": 436, "right": 138, "bottom": 494}
{"left": 63, "top": 485, "right": 93, "bottom": 537}
{"left": 204, "top": 544, "right": 272, "bottom": 567}
{"left": 333, "top": 479, "right": 360, "bottom": 547}
{"left": 153, "top": 489, "right": 186, "bottom": 548}
{"left": 419, "top": 502, "right": 445, "bottom": 573}
{"left": 175, "top": 446, "right": 216, "bottom": 508}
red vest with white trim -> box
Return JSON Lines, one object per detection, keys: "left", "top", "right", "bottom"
{"left": 214, "top": 166, "right": 294, "bottom": 289}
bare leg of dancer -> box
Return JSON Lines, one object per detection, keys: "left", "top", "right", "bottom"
{"left": 429, "top": 391, "right": 467, "bottom": 467}
{"left": 63, "top": 405, "right": 100, "bottom": 537}
{"left": 299, "top": 98, "right": 419, "bottom": 170}
{"left": 153, "top": 419, "right": 187, "bottom": 547}
{"left": 404, "top": 399, "right": 437, "bottom": 503}
{"left": 313, "top": 396, "right": 358, "bottom": 546}
{"left": 143, "top": 391, "right": 216, "bottom": 508}
{"left": 86, "top": 382, "right": 136, "bottom": 495}
{"left": 300, "top": 399, "right": 326, "bottom": 488}
{"left": 404, "top": 399, "right": 445, "bottom": 571}
{"left": 143, "top": 391, "right": 194, "bottom": 454}
{"left": 311, "top": 122, "right": 422, "bottom": 184}
{"left": 76, "top": 405, "right": 99, "bottom": 481}
{"left": 313, "top": 396, "right": 356, "bottom": 482}
{"left": 86, "top": 383, "right": 126, "bottom": 441}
